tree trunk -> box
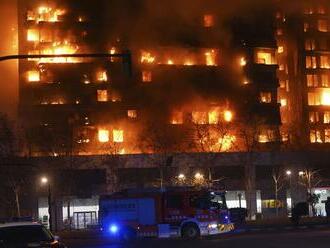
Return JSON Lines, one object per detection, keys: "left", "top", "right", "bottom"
{"left": 245, "top": 163, "right": 257, "bottom": 220}
{"left": 14, "top": 189, "right": 21, "bottom": 218}
{"left": 275, "top": 185, "right": 279, "bottom": 217}
{"left": 67, "top": 200, "right": 71, "bottom": 230}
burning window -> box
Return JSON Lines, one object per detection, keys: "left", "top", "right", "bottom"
{"left": 97, "top": 71, "right": 108, "bottom": 82}
{"left": 276, "top": 29, "right": 283, "bottom": 36}
{"left": 111, "top": 92, "right": 122, "bottom": 102}
{"left": 223, "top": 110, "right": 233, "bottom": 122}
{"left": 310, "top": 129, "right": 322, "bottom": 143}
{"left": 325, "top": 129, "right": 330, "bottom": 143}
{"left": 280, "top": 98, "right": 287, "bottom": 107}
{"left": 260, "top": 92, "right": 272, "bottom": 103}
{"left": 27, "top": 29, "right": 39, "bottom": 42}
{"left": 304, "top": 22, "right": 310, "bottom": 32}
{"left": 256, "top": 50, "right": 275, "bottom": 65}
{"left": 324, "top": 112, "right": 330, "bottom": 124}
{"left": 204, "top": 49, "right": 217, "bottom": 66}
{"left": 171, "top": 111, "right": 184, "bottom": 125}
{"left": 305, "top": 39, "right": 315, "bottom": 51}
{"left": 240, "top": 57, "right": 247, "bottom": 66}
{"left": 97, "top": 90, "right": 108, "bottom": 102}
{"left": 258, "top": 130, "right": 275, "bottom": 143}
{"left": 322, "top": 91, "right": 330, "bottom": 105}
{"left": 203, "top": 14, "right": 214, "bottom": 28}
{"left": 307, "top": 74, "right": 318, "bottom": 87}
{"left": 128, "top": 110, "right": 137, "bottom": 119}
{"left": 320, "top": 55, "right": 330, "bottom": 69}
{"left": 278, "top": 46, "right": 284, "bottom": 54}
{"left": 192, "top": 112, "right": 208, "bottom": 125}
{"left": 318, "top": 20, "right": 328, "bottom": 32}
{"left": 142, "top": 71, "right": 152, "bottom": 82}
{"left": 37, "top": 44, "right": 80, "bottom": 63}
{"left": 208, "top": 109, "right": 220, "bottom": 124}
{"left": 27, "top": 71, "right": 40, "bottom": 82}
{"left": 98, "top": 129, "right": 109, "bottom": 143}
{"left": 321, "top": 74, "right": 329, "bottom": 87}
{"left": 218, "top": 135, "right": 236, "bottom": 151}
{"left": 36, "top": 6, "right": 66, "bottom": 23}
{"left": 318, "top": 6, "right": 326, "bottom": 14}
{"left": 40, "top": 29, "right": 53, "bottom": 43}
{"left": 141, "top": 51, "right": 156, "bottom": 64}
{"left": 109, "top": 47, "right": 117, "bottom": 62}
{"left": 308, "top": 92, "right": 321, "bottom": 106}
{"left": 306, "top": 56, "right": 317, "bottom": 69}
{"left": 113, "top": 129, "right": 124, "bottom": 143}
{"left": 309, "top": 112, "right": 319, "bottom": 123}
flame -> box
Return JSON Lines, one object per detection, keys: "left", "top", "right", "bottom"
{"left": 97, "top": 71, "right": 108, "bottom": 82}
{"left": 218, "top": 135, "right": 236, "bottom": 151}
{"left": 38, "top": 44, "right": 79, "bottom": 63}
{"left": 203, "top": 14, "right": 214, "bottom": 28}
{"left": 240, "top": 57, "right": 247, "bottom": 66}
{"left": 98, "top": 129, "right": 109, "bottom": 143}
{"left": 27, "top": 29, "right": 39, "bottom": 41}
{"left": 97, "top": 90, "right": 108, "bottom": 102}
{"left": 141, "top": 51, "right": 156, "bottom": 64}
{"left": 27, "top": 71, "right": 40, "bottom": 82}
{"left": 128, "top": 110, "right": 137, "bottom": 119}
{"left": 167, "top": 59, "right": 174, "bottom": 65}
{"left": 33, "top": 6, "right": 66, "bottom": 23}
{"left": 192, "top": 111, "right": 208, "bottom": 124}
{"left": 224, "top": 110, "right": 233, "bottom": 122}
{"left": 322, "top": 91, "right": 330, "bottom": 105}
{"left": 142, "top": 71, "right": 152, "bottom": 82}
{"left": 171, "top": 111, "right": 184, "bottom": 125}
{"left": 113, "top": 129, "right": 124, "bottom": 143}
{"left": 208, "top": 109, "right": 220, "bottom": 124}
{"left": 204, "top": 49, "right": 217, "bottom": 66}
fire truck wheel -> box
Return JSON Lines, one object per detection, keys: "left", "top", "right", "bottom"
{"left": 120, "top": 226, "right": 137, "bottom": 241}
{"left": 181, "top": 223, "right": 200, "bottom": 239}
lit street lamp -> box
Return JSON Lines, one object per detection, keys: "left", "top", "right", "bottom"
{"left": 194, "top": 172, "right": 204, "bottom": 180}
{"left": 178, "top": 173, "right": 186, "bottom": 180}
{"left": 298, "top": 171, "right": 304, "bottom": 176}
{"left": 286, "top": 170, "right": 292, "bottom": 176}
{"left": 41, "top": 176, "right": 52, "bottom": 232}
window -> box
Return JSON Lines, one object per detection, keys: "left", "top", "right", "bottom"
{"left": 113, "top": 129, "right": 124, "bottom": 143}
{"left": 276, "top": 29, "right": 283, "bottom": 36}
{"left": 258, "top": 130, "right": 276, "bottom": 143}
{"left": 305, "top": 39, "right": 315, "bottom": 51}
{"left": 280, "top": 98, "right": 287, "bottom": 107}
{"left": 97, "top": 71, "right": 108, "bottom": 82}
{"left": 304, "top": 6, "right": 313, "bottom": 15}
{"left": 306, "top": 56, "right": 317, "bottom": 69}
{"left": 260, "top": 92, "right": 272, "bottom": 103}
{"left": 171, "top": 111, "right": 184, "bottom": 125}
{"left": 320, "top": 55, "right": 330, "bottom": 68}
{"left": 318, "top": 20, "right": 328, "bottom": 32}
{"left": 310, "top": 129, "right": 322, "bottom": 143}
{"left": 308, "top": 92, "right": 321, "bottom": 105}
{"left": 318, "top": 6, "right": 326, "bottom": 14}
{"left": 208, "top": 110, "right": 220, "bottom": 124}
{"left": 309, "top": 112, "right": 320, "bottom": 123}
{"left": 39, "top": 29, "right": 52, "bottom": 43}
{"left": 325, "top": 129, "right": 330, "bottom": 143}
{"left": 166, "top": 195, "right": 183, "bottom": 209}
{"left": 278, "top": 46, "right": 284, "bottom": 53}
{"left": 256, "top": 51, "right": 274, "bottom": 64}
{"left": 27, "top": 71, "right": 40, "bottom": 82}
{"left": 203, "top": 14, "right": 214, "bottom": 27}
{"left": 127, "top": 110, "right": 137, "bottom": 119}
{"left": 98, "top": 129, "right": 109, "bottom": 143}
{"left": 304, "top": 22, "right": 310, "bottom": 32}
{"left": 142, "top": 71, "right": 152, "bottom": 82}
{"left": 324, "top": 112, "right": 330, "bottom": 124}
{"left": 27, "top": 29, "right": 39, "bottom": 41}
{"left": 321, "top": 91, "right": 330, "bottom": 105}
{"left": 319, "top": 39, "right": 328, "bottom": 50}
{"left": 321, "top": 74, "right": 329, "bottom": 87}
{"left": 97, "top": 90, "right": 108, "bottom": 102}
{"left": 307, "top": 74, "right": 318, "bottom": 87}
{"left": 192, "top": 111, "right": 208, "bottom": 124}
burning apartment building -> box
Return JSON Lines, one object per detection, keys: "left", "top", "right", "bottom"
{"left": 11, "top": 0, "right": 330, "bottom": 227}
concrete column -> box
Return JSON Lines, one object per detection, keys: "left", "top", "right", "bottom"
{"left": 106, "top": 166, "right": 118, "bottom": 193}
{"left": 245, "top": 163, "right": 257, "bottom": 220}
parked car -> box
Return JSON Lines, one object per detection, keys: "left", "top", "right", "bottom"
{"left": 0, "top": 222, "right": 66, "bottom": 248}
{"left": 291, "top": 202, "right": 309, "bottom": 225}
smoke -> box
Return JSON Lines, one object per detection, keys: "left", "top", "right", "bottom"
{"left": 0, "top": 0, "right": 18, "bottom": 120}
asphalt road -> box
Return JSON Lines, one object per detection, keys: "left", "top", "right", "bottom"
{"left": 65, "top": 229, "right": 330, "bottom": 248}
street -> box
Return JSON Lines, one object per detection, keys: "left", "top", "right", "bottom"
{"left": 65, "top": 229, "right": 330, "bottom": 248}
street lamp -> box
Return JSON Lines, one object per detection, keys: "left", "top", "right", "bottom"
{"left": 41, "top": 176, "right": 52, "bottom": 232}
{"left": 286, "top": 170, "right": 292, "bottom": 176}
{"left": 194, "top": 172, "right": 204, "bottom": 180}
{"left": 178, "top": 174, "right": 186, "bottom": 180}
{"left": 298, "top": 171, "right": 304, "bottom": 176}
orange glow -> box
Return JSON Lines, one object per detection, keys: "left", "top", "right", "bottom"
{"left": 27, "top": 29, "right": 39, "bottom": 41}
{"left": 258, "top": 134, "right": 269, "bottom": 143}
{"left": 203, "top": 14, "right": 214, "bottom": 28}
{"left": 128, "top": 110, "right": 137, "bottom": 119}
{"left": 204, "top": 49, "right": 217, "bottom": 66}
{"left": 142, "top": 71, "right": 152, "bottom": 82}
{"left": 35, "top": 6, "right": 66, "bottom": 23}
{"left": 192, "top": 111, "right": 208, "bottom": 125}
{"left": 141, "top": 51, "right": 156, "bottom": 64}
{"left": 37, "top": 44, "right": 80, "bottom": 63}
{"left": 218, "top": 135, "right": 236, "bottom": 151}
{"left": 208, "top": 109, "right": 220, "bottom": 124}
{"left": 167, "top": 59, "right": 174, "bottom": 65}
{"left": 109, "top": 47, "right": 117, "bottom": 62}
{"left": 27, "top": 71, "right": 40, "bottom": 82}
{"left": 256, "top": 51, "right": 274, "bottom": 64}
{"left": 171, "top": 111, "right": 184, "bottom": 125}
{"left": 97, "top": 71, "right": 108, "bottom": 82}
{"left": 223, "top": 110, "right": 233, "bottom": 122}
{"left": 321, "top": 91, "right": 330, "bottom": 105}
{"left": 97, "top": 90, "right": 108, "bottom": 102}
{"left": 98, "top": 129, "right": 109, "bottom": 143}
{"left": 240, "top": 57, "right": 247, "bottom": 66}
{"left": 113, "top": 129, "right": 124, "bottom": 143}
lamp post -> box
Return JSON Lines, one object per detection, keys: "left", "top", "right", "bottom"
{"left": 286, "top": 170, "right": 292, "bottom": 213}
{"left": 41, "top": 177, "right": 52, "bottom": 232}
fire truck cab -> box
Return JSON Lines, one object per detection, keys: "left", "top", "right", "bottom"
{"left": 99, "top": 187, "right": 234, "bottom": 239}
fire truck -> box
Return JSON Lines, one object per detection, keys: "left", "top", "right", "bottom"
{"left": 99, "top": 187, "right": 234, "bottom": 239}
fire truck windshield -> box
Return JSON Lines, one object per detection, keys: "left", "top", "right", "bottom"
{"left": 190, "top": 191, "right": 227, "bottom": 210}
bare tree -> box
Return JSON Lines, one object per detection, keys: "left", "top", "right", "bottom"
{"left": 271, "top": 166, "right": 286, "bottom": 217}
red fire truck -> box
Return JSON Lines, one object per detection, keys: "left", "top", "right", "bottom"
{"left": 99, "top": 187, "right": 234, "bottom": 239}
